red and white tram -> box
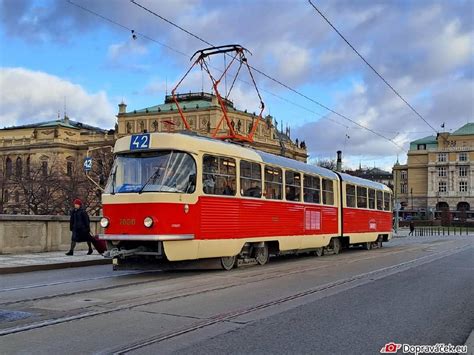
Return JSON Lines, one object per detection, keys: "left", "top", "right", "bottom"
{"left": 100, "top": 132, "right": 392, "bottom": 270}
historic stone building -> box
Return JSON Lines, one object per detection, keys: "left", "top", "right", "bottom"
{"left": 0, "top": 92, "right": 306, "bottom": 214}
{"left": 393, "top": 123, "right": 474, "bottom": 219}
{"left": 116, "top": 92, "right": 307, "bottom": 162}
{"left": 0, "top": 117, "right": 115, "bottom": 214}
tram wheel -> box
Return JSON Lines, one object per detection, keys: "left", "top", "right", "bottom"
{"left": 221, "top": 256, "right": 237, "bottom": 271}
{"left": 314, "top": 247, "right": 324, "bottom": 257}
{"left": 255, "top": 243, "right": 269, "bottom": 265}
{"left": 332, "top": 238, "right": 341, "bottom": 255}
{"left": 363, "top": 242, "right": 372, "bottom": 250}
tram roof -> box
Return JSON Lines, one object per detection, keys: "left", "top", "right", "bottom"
{"left": 338, "top": 172, "right": 391, "bottom": 192}
{"left": 256, "top": 150, "right": 338, "bottom": 180}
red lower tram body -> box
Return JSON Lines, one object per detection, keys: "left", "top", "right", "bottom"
{"left": 101, "top": 195, "right": 392, "bottom": 269}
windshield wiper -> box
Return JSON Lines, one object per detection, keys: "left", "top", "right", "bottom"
{"left": 138, "top": 169, "right": 161, "bottom": 194}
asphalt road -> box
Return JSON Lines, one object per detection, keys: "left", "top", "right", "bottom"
{"left": 0, "top": 234, "right": 472, "bottom": 355}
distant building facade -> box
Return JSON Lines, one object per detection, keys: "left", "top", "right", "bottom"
{"left": 345, "top": 166, "right": 393, "bottom": 189}
{"left": 393, "top": 123, "right": 474, "bottom": 220}
{"left": 0, "top": 117, "right": 114, "bottom": 214}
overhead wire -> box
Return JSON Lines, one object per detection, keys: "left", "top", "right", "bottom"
{"left": 307, "top": 0, "right": 438, "bottom": 134}
{"left": 67, "top": 0, "right": 351, "bottom": 132}
{"left": 68, "top": 0, "right": 406, "bottom": 157}
{"left": 129, "top": 0, "right": 405, "bottom": 152}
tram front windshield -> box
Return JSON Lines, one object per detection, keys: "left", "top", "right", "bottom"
{"left": 105, "top": 150, "right": 196, "bottom": 194}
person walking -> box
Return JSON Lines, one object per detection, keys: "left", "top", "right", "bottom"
{"left": 66, "top": 199, "right": 93, "bottom": 256}
{"left": 409, "top": 220, "right": 415, "bottom": 236}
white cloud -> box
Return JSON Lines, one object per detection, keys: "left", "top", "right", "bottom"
{"left": 107, "top": 40, "right": 148, "bottom": 61}
{"left": 0, "top": 67, "right": 116, "bottom": 128}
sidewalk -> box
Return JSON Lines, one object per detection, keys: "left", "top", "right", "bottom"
{"left": 0, "top": 251, "right": 110, "bottom": 274}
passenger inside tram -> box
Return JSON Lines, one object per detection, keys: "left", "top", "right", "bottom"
{"left": 244, "top": 182, "right": 262, "bottom": 197}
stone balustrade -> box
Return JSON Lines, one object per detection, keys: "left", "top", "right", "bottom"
{"left": 0, "top": 215, "right": 103, "bottom": 254}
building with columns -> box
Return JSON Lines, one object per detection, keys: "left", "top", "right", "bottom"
{"left": 116, "top": 92, "right": 307, "bottom": 162}
{"left": 393, "top": 123, "right": 474, "bottom": 220}
{"left": 0, "top": 117, "right": 115, "bottom": 214}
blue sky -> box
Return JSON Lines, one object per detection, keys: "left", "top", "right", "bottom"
{"left": 0, "top": 0, "right": 473, "bottom": 170}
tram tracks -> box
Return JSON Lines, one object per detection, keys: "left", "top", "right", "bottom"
{"left": 0, "top": 242, "right": 471, "bottom": 338}
{"left": 109, "top": 243, "right": 474, "bottom": 354}
{"left": 0, "top": 244, "right": 415, "bottom": 307}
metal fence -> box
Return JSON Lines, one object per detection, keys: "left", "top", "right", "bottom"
{"left": 410, "top": 226, "right": 471, "bottom": 236}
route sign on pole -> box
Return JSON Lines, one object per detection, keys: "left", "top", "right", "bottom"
{"left": 84, "top": 157, "right": 92, "bottom": 172}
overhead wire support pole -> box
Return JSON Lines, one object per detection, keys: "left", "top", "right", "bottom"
{"left": 307, "top": 0, "right": 438, "bottom": 134}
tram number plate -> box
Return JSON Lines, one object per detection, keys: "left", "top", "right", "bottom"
{"left": 130, "top": 134, "right": 150, "bottom": 150}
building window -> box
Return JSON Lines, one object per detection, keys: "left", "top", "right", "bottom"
{"left": 303, "top": 175, "right": 320, "bottom": 204}
{"left": 264, "top": 166, "right": 282, "bottom": 200}
{"left": 438, "top": 153, "right": 447, "bottom": 162}
{"left": 357, "top": 186, "right": 367, "bottom": 209}
{"left": 15, "top": 191, "right": 20, "bottom": 203}
{"left": 15, "top": 157, "right": 22, "bottom": 178}
{"left": 322, "top": 179, "right": 334, "bottom": 205}
{"left": 346, "top": 184, "right": 356, "bottom": 208}
{"left": 459, "top": 166, "right": 468, "bottom": 177}
{"left": 401, "top": 171, "right": 407, "bottom": 180}
{"left": 437, "top": 167, "right": 447, "bottom": 177}
{"left": 285, "top": 170, "right": 301, "bottom": 202}
{"left": 459, "top": 181, "right": 468, "bottom": 192}
{"left": 417, "top": 144, "right": 426, "bottom": 150}
{"left": 4, "top": 190, "right": 9, "bottom": 203}
{"left": 368, "top": 189, "right": 375, "bottom": 209}
{"left": 240, "top": 160, "right": 262, "bottom": 198}
{"left": 5, "top": 158, "right": 12, "bottom": 179}
{"left": 459, "top": 152, "right": 468, "bottom": 162}
{"left": 202, "top": 155, "right": 236, "bottom": 196}
{"left": 67, "top": 162, "right": 73, "bottom": 177}
{"left": 401, "top": 183, "right": 408, "bottom": 194}
{"left": 438, "top": 181, "right": 447, "bottom": 193}
{"left": 41, "top": 161, "right": 48, "bottom": 177}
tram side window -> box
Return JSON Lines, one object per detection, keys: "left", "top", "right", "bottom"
{"left": 285, "top": 170, "right": 301, "bottom": 201}
{"left": 346, "top": 184, "right": 356, "bottom": 207}
{"left": 357, "top": 186, "right": 368, "bottom": 208}
{"left": 264, "top": 166, "right": 282, "bottom": 199}
{"left": 383, "top": 192, "right": 391, "bottom": 211}
{"left": 322, "top": 179, "right": 334, "bottom": 205}
{"left": 368, "top": 189, "right": 376, "bottom": 209}
{"left": 240, "top": 160, "right": 262, "bottom": 198}
{"left": 376, "top": 190, "right": 384, "bottom": 210}
{"left": 203, "top": 155, "right": 236, "bottom": 196}
{"left": 303, "top": 175, "right": 320, "bottom": 204}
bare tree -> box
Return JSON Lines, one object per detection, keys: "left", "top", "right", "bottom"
{"left": 2, "top": 146, "right": 113, "bottom": 216}
{"left": 315, "top": 159, "right": 337, "bottom": 170}
{"left": 13, "top": 156, "right": 64, "bottom": 215}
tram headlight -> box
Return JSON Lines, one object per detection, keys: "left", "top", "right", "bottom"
{"left": 100, "top": 217, "right": 109, "bottom": 228}
{"left": 144, "top": 216, "right": 154, "bottom": 228}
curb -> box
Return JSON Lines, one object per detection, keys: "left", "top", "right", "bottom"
{"left": 0, "top": 258, "right": 111, "bottom": 275}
